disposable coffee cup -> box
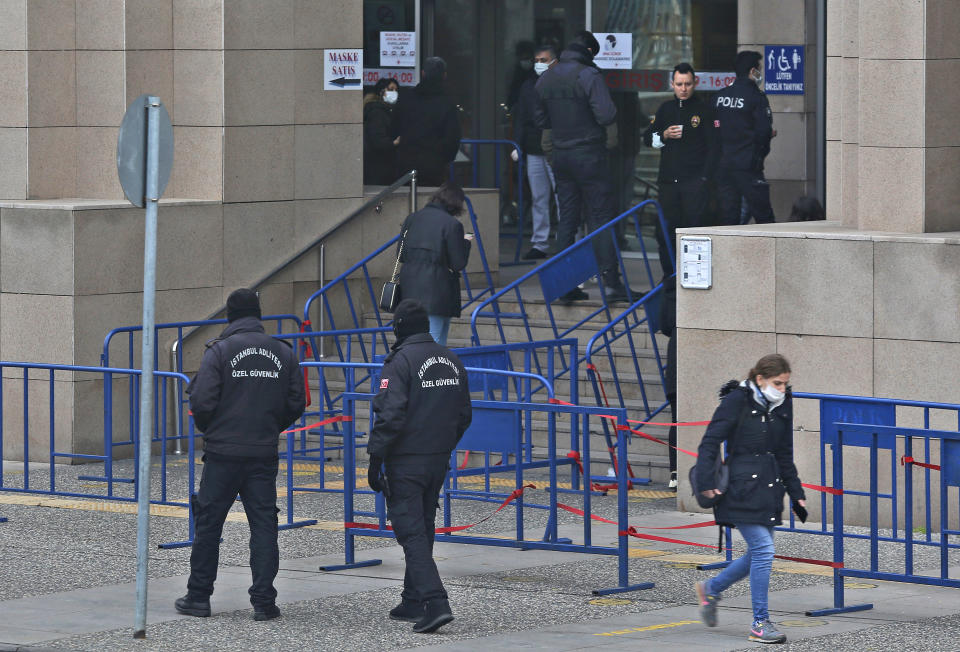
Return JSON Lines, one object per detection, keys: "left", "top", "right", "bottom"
{"left": 677, "top": 124, "right": 683, "bottom": 137}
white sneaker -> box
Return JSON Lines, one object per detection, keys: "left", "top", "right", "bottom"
{"left": 668, "top": 471, "right": 678, "bottom": 489}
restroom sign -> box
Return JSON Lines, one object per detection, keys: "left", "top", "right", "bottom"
{"left": 324, "top": 49, "right": 364, "bottom": 90}
{"left": 764, "top": 45, "right": 804, "bottom": 95}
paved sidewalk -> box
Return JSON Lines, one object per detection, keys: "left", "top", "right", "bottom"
{"left": 3, "top": 506, "right": 960, "bottom": 651}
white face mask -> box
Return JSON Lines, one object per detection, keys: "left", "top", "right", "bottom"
{"left": 534, "top": 61, "right": 552, "bottom": 76}
{"left": 383, "top": 90, "right": 398, "bottom": 104}
{"left": 761, "top": 384, "right": 784, "bottom": 403}
{"left": 751, "top": 69, "right": 762, "bottom": 85}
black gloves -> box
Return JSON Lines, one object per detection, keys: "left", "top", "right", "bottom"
{"left": 367, "top": 456, "right": 390, "bottom": 497}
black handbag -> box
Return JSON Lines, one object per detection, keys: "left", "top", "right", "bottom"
{"left": 690, "top": 398, "right": 749, "bottom": 509}
{"left": 379, "top": 231, "right": 406, "bottom": 313}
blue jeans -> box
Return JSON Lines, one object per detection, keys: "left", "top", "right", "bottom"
{"left": 428, "top": 315, "right": 450, "bottom": 346}
{"left": 526, "top": 153, "right": 557, "bottom": 252}
{"left": 704, "top": 523, "right": 775, "bottom": 623}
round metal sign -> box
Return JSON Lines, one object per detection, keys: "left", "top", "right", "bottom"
{"left": 117, "top": 94, "right": 173, "bottom": 208}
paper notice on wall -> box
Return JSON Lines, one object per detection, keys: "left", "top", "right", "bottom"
{"left": 324, "top": 49, "right": 363, "bottom": 90}
{"left": 593, "top": 33, "right": 632, "bottom": 69}
{"left": 380, "top": 31, "right": 416, "bottom": 68}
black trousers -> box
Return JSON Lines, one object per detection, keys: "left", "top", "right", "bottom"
{"left": 187, "top": 454, "right": 280, "bottom": 608}
{"left": 655, "top": 178, "right": 708, "bottom": 275}
{"left": 552, "top": 145, "right": 621, "bottom": 288}
{"left": 717, "top": 168, "right": 774, "bottom": 225}
{"left": 386, "top": 455, "right": 449, "bottom": 604}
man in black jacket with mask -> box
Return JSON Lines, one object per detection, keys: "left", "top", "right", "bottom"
{"left": 367, "top": 299, "right": 472, "bottom": 633}
{"left": 643, "top": 62, "right": 717, "bottom": 274}
{"left": 393, "top": 56, "right": 461, "bottom": 186}
{"left": 175, "top": 289, "right": 305, "bottom": 622}
{"left": 714, "top": 50, "right": 775, "bottom": 225}
{"left": 534, "top": 30, "right": 631, "bottom": 304}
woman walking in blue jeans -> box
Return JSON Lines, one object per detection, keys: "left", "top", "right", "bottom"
{"left": 693, "top": 353, "right": 806, "bottom": 644}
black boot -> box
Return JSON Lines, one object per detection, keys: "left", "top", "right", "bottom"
{"left": 174, "top": 594, "right": 211, "bottom": 618}
{"left": 412, "top": 598, "right": 454, "bottom": 633}
{"left": 389, "top": 599, "right": 425, "bottom": 622}
{"left": 253, "top": 603, "right": 281, "bottom": 621}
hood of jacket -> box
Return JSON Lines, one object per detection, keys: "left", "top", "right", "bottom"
{"left": 559, "top": 43, "right": 594, "bottom": 67}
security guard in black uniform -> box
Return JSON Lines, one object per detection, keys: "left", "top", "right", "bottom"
{"left": 714, "top": 50, "right": 775, "bottom": 225}
{"left": 175, "top": 289, "right": 305, "bottom": 621}
{"left": 643, "top": 62, "right": 717, "bottom": 274}
{"left": 367, "top": 299, "right": 473, "bottom": 633}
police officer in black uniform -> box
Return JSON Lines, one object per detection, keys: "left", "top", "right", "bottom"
{"left": 643, "top": 62, "right": 717, "bottom": 274}
{"left": 533, "top": 30, "right": 632, "bottom": 304}
{"left": 367, "top": 299, "right": 472, "bottom": 633}
{"left": 714, "top": 50, "right": 775, "bottom": 225}
{"left": 175, "top": 289, "right": 305, "bottom": 621}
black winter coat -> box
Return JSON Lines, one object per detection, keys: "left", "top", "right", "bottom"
{"left": 363, "top": 99, "right": 397, "bottom": 185}
{"left": 397, "top": 202, "right": 471, "bottom": 317}
{"left": 187, "top": 317, "right": 305, "bottom": 458}
{"left": 694, "top": 381, "right": 804, "bottom": 527}
{"left": 714, "top": 77, "right": 773, "bottom": 172}
{"left": 393, "top": 79, "right": 461, "bottom": 186}
{"left": 533, "top": 44, "right": 616, "bottom": 150}
{"left": 513, "top": 75, "right": 543, "bottom": 155}
{"left": 368, "top": 333, "right": 473, "bottom": 459}
{"left": 642, "top": 94, "right": 717, "bottom": 182}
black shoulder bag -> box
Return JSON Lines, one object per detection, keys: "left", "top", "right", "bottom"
{"left": 379, "top": 231, "right": 406, "bottom": 313}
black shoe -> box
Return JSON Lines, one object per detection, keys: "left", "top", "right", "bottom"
{"left": 523, "top": 247, "right": 548, "bottom": 260}
{"left": 174, "top": 595, "right": 211, "bottom": 618}
{"left": 253, "top": 603, "right": 281, "bottom": 621}
{"left": 412, "top": 598, "right": 454, "bottom": 633}
{"left": 389, "top": 599, "right": 425, "bottom": 622}
{"left": 605, "top": 285, "right": 635, "bottom": 303}
{"left": 556, "top": 287, "right": 589, "bottom": 305}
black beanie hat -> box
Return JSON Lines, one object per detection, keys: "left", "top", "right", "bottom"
{"left": 393, "top": 299, "right": 430, "bottom": 339}
{"left": 227, "top": 288, "right": 261, "bottom": 322}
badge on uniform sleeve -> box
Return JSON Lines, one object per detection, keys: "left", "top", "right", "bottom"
{"left": 380, "top": 378, "right": 389, "bottom": 389}
{"left": 714, "top": 119, "right": 720, "bottom": 128}
{"left": 691, "top": 115, "right": 700, "bottom": 128}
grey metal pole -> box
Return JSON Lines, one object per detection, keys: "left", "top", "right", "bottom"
{"left": 816, "top": 0, "right": 827, "bottom": 205}
{"left": 171, "top": 340, "right": 182, "bottom": 455}
{"left": 319, "top": 244, "right": 325, "bottom": 359}
{"left": 409, "top": 169, "right": 418, "bottom": 214}
{"left": 134, "top": 95, "right": 162, "bottom": 639}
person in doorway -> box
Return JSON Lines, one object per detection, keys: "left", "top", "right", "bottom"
{"left": 176, "top": 289, "right": 305, "bottom": 621}
{"left": 657, "top": 274, "right": 678, "bottom": 489}
{"left": 788, "top": 195, "right": 825, "bottom": 222}
{"left": 393, "top": 56, "right": 461, "bottom": 186}
{"left": 397, "top": 182, "right": 472, "bottom": 346}
{"left": 367, "top": 299, "right": 473, "bottom": 633}
{"left": 513, "top": 44, "right": 559, "bottom": 260}
{"left": 363, "top": 77, "right": 400, "bottom": 185}
{"left": 534, "top": 30, "right": 633, "bottom": 304}
{"left": 693, "top": 353, "right": 806, "bottom": 644}
{"left": 643, "top": 62, "right": 717, "bottom": 275}
{"left": 714, "top": 50, "right": 776, "bottom": 226}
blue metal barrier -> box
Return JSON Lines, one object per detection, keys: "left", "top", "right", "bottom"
{"left": 470, "top": 200, "right": 672, "bottom": 477}
{"left": 0, "top": 362, "right": 198, "bottom": 545}
{"left": 310, "top": 360, "right": 652, "bottom": 595}
{"left": 450, "top": 138, "right": 528, "bottom": 265}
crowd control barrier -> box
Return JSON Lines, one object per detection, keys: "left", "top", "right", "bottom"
{"left": 470, "top": 200, "right": 672, "bottom": 480}
{"left": 308, "top": 360, "right": 671, "bottom": 596}
{"left": 450, "top": 138, "right": 527, "bottom": 265}
{"left": 0, "top": 362, "right": 199, "bottom": 546}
